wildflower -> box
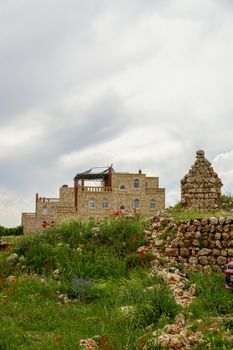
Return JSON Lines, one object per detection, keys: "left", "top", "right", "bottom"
{"left": 100, "top": 337, "right": 107, "bottom": 344}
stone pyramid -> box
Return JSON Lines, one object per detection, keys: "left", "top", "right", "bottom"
{"left": 181, "top": 150, "right": 222, "bottom": 210}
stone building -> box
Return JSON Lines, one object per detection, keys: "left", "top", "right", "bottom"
{"left": 181, "top": 150, "right": 222, "bottom": 210}
{"left": 22, "top": 166, "right": 165, "bottom": 233}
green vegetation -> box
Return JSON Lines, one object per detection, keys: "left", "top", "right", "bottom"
{"left": 1, "top": 214, "right": 233, "bottom": 349}
{"left": 0, "top": 225, "right": 23, "bottom": 237}
{"left": 0, "top": 217, "right": 179, "bottom": 350}
{"left": 167, "top": 200, "right": 233, "bottom": 223}
{"left": 221, "top": 193, "right": 233, "bottom": 211}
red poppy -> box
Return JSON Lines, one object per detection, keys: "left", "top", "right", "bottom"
{"left": 100, "top": 337, "right": 107, "bottom": 344}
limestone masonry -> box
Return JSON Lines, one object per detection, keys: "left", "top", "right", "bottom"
{"left": 181, "top": 150, "right": 222, "bottom": 210}
{"left": 22, "top": 166, "right": 165, "bottom": 233}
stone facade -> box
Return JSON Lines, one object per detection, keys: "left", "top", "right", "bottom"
{"left": 22, "top": 169, "right": 165, "bottom": 233}
{"left": 181, "top": 150, "right": 222, "bottom": 210}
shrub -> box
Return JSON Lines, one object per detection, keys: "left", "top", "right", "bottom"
{"left": 0, "top": 225, "right": 23, "bottom": 237}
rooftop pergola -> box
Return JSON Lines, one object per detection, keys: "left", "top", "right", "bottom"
{"left": 73, "top": 166, "right": 113, "bottom": 182}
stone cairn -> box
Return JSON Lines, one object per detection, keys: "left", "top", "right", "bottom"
{"left": 181, "top": 150, "right": 222, "bottom": 210}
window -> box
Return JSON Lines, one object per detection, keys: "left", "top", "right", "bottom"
{"left": 133, "top": 178, "right": 140, "bottom": 188}
{"left": 88, "top": 198, "right": 96, "bottom": 209}
{"left": 150, "top": 199, "right": 156, "bottom": 209}
{"left": 42, "top": 206, "right": 48, "bottom": 215}
{"left": 133, "top": 199, "right": 140, "bottom": 209}
{"left": 120, "top": 205, "right": 125, "bottom": 210}
{"left": 50, "top": 206, "right": 56, "bottom": 215}
{"left": 102, "top": 198, "right": 109, "bottom": 209}
{"left": 119, "top": 184, "right": 126, "bottom": 190}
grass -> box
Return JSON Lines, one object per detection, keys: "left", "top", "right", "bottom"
{"left": 167, "top": 203, "right": 233, "bottom": 223}
{"left": 0, "top": 216, "right": 179, "bottom": 350}
{"left": 1, "top": 214, "right": 233, "bottom": 349}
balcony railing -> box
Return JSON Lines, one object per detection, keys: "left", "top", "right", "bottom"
{"left": 38, "top": 197, "right": 60, "bottom": 203}
{"left": 57, "top": 206, "right": 75, "bottom": 213}
{"left": 79, "top": 186, "right": 112, "bottom": 192}
{"left": 22, "top": 213, "right": 36, "bottom": 217}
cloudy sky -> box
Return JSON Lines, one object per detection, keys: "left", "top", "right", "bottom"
{"left": 1, "top": 0, "right": 233, "bottom": 227}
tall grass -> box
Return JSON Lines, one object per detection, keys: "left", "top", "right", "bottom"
{"left": 0, "top": 217, "right": 179, "bottom": 349}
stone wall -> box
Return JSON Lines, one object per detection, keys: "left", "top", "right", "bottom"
{"left": 164, "top": 216, "right": 233, "bottom": 269}
{"left": 181, "top": 150, "right": 222, "bottom": 210}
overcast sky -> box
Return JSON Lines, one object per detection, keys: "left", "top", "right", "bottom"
{"left": 1, "top": 0, "right": 233, "bottom": 227}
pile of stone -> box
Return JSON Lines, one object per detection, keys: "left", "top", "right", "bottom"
{"left": 181, "top": 150, "right": 222, "bottom": 210}
{"left": 154, "top": 314, "right": 203, "bottom": 350}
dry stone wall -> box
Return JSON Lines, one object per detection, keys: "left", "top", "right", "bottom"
{"left": 164, "top": 216, "right": 233, "bottom": 269}
{"left": 181, "top": 150, "right": 222, "bottom": 210}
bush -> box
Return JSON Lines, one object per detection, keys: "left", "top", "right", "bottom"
{"left": 0, "top": 225, "right": 23, "bottom": 237}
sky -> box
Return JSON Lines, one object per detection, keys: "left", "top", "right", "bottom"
{"left": 1, "top": 0, "right": 233, "bottom": 227}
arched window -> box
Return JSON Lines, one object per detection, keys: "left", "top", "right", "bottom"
{"left": 42, "top": 206, "right": 48, "bottom": 215}
{"left": 102, "top": 198, "right": 109, "bottom": 209}
{"left": 88, "top": 198, "right": 96, "bottom": 209}
{"left": 119, "top": 184, "right": 126, "bottom": 190}
{"left": 120, "top": 205, "right": 125, "bottom": 210}
{"left": 50, "top": 206, "right": 56, "bottom": 215}
{"left": 133, "top": 178, "right": 140, "bottom": 188}
{"left": 133, "top": 199, "right": 140, "bottom": 209}
{"left": 150, "top": 199, "right": 156, "bottom": 209}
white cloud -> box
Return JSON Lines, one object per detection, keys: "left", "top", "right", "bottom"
{"left": 213, "top": 150, "right": 233, "bottom": 195}
{"left": 0, "top": 187, "right": 33, "bottom": 227}
{"left": 0, "top": 0, "right": 233, "bottom": 224}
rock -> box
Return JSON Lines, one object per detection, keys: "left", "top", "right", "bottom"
{"left": 198, "top": 256, "right": 209, "bottom": 265}
{"left": 216, "top": 256, "right": 227, "bottom": 265}
{"left": 180, "top": 330, "right": 190, "bottom": 347}
{"left": 170, "top": 335, "right": 183, "bottom": 348}
{"left": 165, "top": 248, "right": 179, "bottom": 256}
{"left": 212, "top": 248, "right": 220, "bottom": 256}
{"left": 215, "top": 232, "right": 222, "bottom": 240}
{"left": 91, "top": 227, "right": 100, "bottom": 234}
{"left": 221, "top": 249, "right": 227, "bottom": 257}
{"left": 209, "top": 217, "right": 218, "bottom": 225}
{"left": 198, "top": 248, "right": 212, "bottom": 256}
{"left": 189, "top": 284, "right": 196, "bottom": 296}
{"left": 52, "top": 269, "right": 60, "bottom": 280}
{"left": 164, "top": 324, "right": 181, "bottom": 334}
{"left": 219, "top": 217, "right": 226, "bottom": 224}
{"left": 192, "top": 239, "right": 200, "bottom": 247}
{"left": 171, "top": 238, "right": 184, "bottom": 248}
{"left": 158, "top": 334, "right": 171, "bottom": 347}
{"left": 222, "top": 232, "right": 230, "bottom": 240}
{"left": 225, "top": 216, "right": 233, "bottom": 224}
{"left": 6, "top": 253, "right": 19, "bottom": 263}
{"left": 180, "top": 248, "right": 190, "bottom": 257}
{"left": 201, "top": 218, "right": 209, "bottom": 225}
{"left": 228, "top": 248, "right": 233, "bottom": 256}
{"left": 189, "top": 257, "right": 198, "bottom": 264}
{"left": 195, "top": 231, "right": 201, "bottom": 239}
{"left": 216, "top": 240, "right": 222, "bottom": 249}
{"left": 166, "top": 273, "right": 182, "bottom": 284}
{"left": 175, "top": 313, "right": 186, "bottom": 326}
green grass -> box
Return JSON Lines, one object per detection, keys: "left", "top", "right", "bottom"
{"left": 167, "top": 204, "right": 233, "bottom": 223}
{"left": 1, "top": 215, "right": 233, "bottom": 349}
{"left": 0, "top": 217, "right": 178, "bottom": 349}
